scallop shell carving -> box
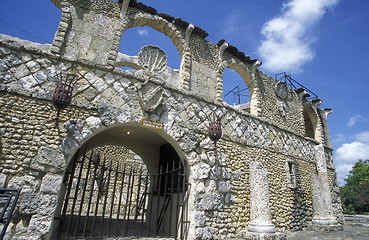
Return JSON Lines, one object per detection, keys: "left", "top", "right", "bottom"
{"left": 138, "top": 45, "right": 168, "bottom": 73}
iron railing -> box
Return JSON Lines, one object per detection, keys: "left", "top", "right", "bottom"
{"left": 0, "top": 188, "right": 21, "bottom": 239}
{"left": 224, "top": 85, "right": 249, "bottom": 105}
{"left": 275, "top": 72, "right": 318, "bottom": 100}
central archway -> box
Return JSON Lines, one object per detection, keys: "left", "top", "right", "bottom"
{"left": 55, "top": 124, "right": 189, "bottom": 239}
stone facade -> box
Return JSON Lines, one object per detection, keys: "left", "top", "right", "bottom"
{"left": 0, "top": 0, "right": 343, "bottom": 239}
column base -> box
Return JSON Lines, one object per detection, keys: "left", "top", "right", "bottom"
{"left": 309, "top": 217, "right": 343, "bottom": 231}
{"left": 247, "top": 221, "right": 276, "bottom": 233}
{"left": 312, "top": 217, "right": 338, "bottom": 225}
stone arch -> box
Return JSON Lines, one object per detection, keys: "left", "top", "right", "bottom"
{"left": 51, "top": 118, "right": 193, "bottom": 238}
{"left": 60, "top": 119, "right": 192, "bottom": 181}
{"left": 303, "top": 106, "right": 319, "bottom": 139}
{"left": 115, "top": 13, "right": 191, "bottom": 90}
{"left": 216, "top": 59, "right": 259, "bottom": 114}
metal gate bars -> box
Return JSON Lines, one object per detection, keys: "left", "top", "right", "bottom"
{"left": 57, "top": 148, "right": 190, "bottom": 239}
{"left": 0, "top": 188, "right": 21, "bottom": 239}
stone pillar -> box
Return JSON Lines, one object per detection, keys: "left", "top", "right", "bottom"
{"left": 247, "top": 161, "right": 275, "bottom": 233}
{"left": 311, "top": 144, "right": 339, "bottom": 229}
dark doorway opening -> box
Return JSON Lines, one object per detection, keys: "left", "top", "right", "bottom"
{"left": 57, "top": 144, "right": 189, "bottom": 239}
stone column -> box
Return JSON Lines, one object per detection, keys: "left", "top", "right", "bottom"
{"left": 247, "top": 161, "right": 275, "bottom": 233}
{"left": 311, "top": 144, "right": 337, "bottom": 227}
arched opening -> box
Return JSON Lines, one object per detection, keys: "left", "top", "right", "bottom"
{"left": 116, "top": 26, "right": 181, "bottom": 70}
{"left": 303, "top": 107, "right": 317, "bottom": 139}
{"left": 55, "top": 125, "right": 189, "bottom": 239}
{"left": 222, "top": 67, "right": 252, "bottom": 113}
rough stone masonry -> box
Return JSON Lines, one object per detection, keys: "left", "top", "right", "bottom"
{"left": 0, "top": 0, "right": 343, "bottom": 239}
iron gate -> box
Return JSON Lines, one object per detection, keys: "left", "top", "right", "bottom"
{"left": 57, "top": 148, "right": 190, "bottom": 239}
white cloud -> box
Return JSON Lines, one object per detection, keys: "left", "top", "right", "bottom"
{"left": 137, "top": 29, "right": 149, "bottom": 37}
{"left": 334, "top": 141, "right": 369, "bottom": 185}
{"left": 258, "top": 0, "right": 338, "bottom": 73}
{"left": 355, "top": 131, "right": 369, "bottom": 144}
{"left": 347, "top": 114, "right": 367, "bottom": 128}
{"left": 336, "top": 141, "right": 369, "bottom": 163}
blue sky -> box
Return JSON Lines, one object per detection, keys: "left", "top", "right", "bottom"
{"left": 1, "top": 0, "right": 369, "bottom": 185}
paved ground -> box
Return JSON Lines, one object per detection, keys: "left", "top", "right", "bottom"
{"left": 286, "top": 215, "right": 369, "bottom": 240}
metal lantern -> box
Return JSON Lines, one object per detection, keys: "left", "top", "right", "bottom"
{"left": 52, "top": 72, "right": 77, "bottom": 128}
{"left": 207, "top": 112, "right": 222, "bottom": 151}
{"left": 209, "top": 120, "right": 222, "bottom": 142}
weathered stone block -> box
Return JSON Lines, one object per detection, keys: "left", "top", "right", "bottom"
{"left": 12, "top": 64, "right": 30, "bottom": 79}
{"left": 195, "top": 227, "right": 218, "bottom": 240}
{"left": 85, "top": 71, "right": 99, "bottom": 85}
{"left": 194, "top": 193, "right": 224, "bottom": 211}
{"left": 192, "top": 163, "right": 211, "bottom": 180}
{"left": 194, "top": 181, "right": 205, "bottom": 193}
{"left": 30, "top": 146, "right": 65, "bottom": 173}
{"left": 83, "top": 87, "right": 99, "bottom": 101}
{"left": 40, "top": 174, "right": 63, "bottom": 194}
{"left": 19, "top": 193, "right": 42, "bottom": 215}
{"left": 3, "top": 54, "right": 22, "bottom": 67}
{"left": 94, "top": 76, "right": 108, "bottom": 92}
{"left": 98, "top": 102, "right": 118, "bottom": 126}
{"left": 218, "top": 180, "right": 231, "bottom": 193}
{"left": 7, "top": 175, "right": 37, "bottom": 194}
{"left": 0, "top": 59, "right": 8, "bottom": 71}
{"left": 85, "top": 116, "right": 103, "bottom": 132}
{"left": 28, "top": 215, "right": 53, "bottom": 237}
{"left": 194, "top": 211, "right": 206, "bottom": 227}
{"left": 19, "top": 75, "right": 38, "bottom": 89}
{"left": 60, "top": 136, "right": 79, "bottom": 157}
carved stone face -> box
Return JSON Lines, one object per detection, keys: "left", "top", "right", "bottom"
{"left": 275, "top": 81, "right": 288, "bottom": 100}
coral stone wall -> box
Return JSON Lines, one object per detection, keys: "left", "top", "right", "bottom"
{"left": 0, "top": 0, "right": 343, "bottom": 239}
{"left": 206, "top": 142, "right": 316, "bottom": 238}
{"left": 0, "top": 93, "right": 97, "bottom": 175}
{"left": 0, "top": 93, "right": 98, "bottom": 239}
{"left": 256, "top": 72, "right": 306, "bottom": 136}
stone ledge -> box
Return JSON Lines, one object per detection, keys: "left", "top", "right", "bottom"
{"left": 307, "top": 223, "right": 344, "bottom": 232}
{"left": 237, "top": 231, "right": 287, "bottom": 240}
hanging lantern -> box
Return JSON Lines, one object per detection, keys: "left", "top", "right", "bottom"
{"left": 209, "top": 120, "right": 222, "bottom": 142}
{"left": 207, "top": 112, "right": 222, "bottom": 151}
{"left": 52, "top": 71, "right": 78, "bottom": 128}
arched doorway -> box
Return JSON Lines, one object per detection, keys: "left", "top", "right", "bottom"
{"left": 56, "top": 125, "right": 189, "bottom": 239}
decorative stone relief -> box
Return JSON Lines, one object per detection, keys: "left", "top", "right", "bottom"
{"left": 136, "top": 79, "right": 165, "bottom": 112}
{"left": 275, "top": 81, "right": 292, "bottom": 101}
{"left": 247, "top": 161, "right": 275, "bottom": 233}
{"left": 138, "top": 45, "right": 168, "bottom": 73}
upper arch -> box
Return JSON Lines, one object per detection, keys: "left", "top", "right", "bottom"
{"left": 121, "top": 13, "right": 188, "bottom": 59}
{"left": 216, "top": 59, "right": 256, "bottom": 105}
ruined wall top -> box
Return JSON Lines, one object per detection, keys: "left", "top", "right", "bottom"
{"left": 0, "top": 0, "right": 332, "bottom": 148}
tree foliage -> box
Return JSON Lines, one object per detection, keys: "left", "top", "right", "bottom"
{"left": 340, "top": 159, "right": 369, "bottom": 214}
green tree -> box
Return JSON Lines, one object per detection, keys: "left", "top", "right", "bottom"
{"left": 340, "top": 159, "right": 369, "bottom": 214}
